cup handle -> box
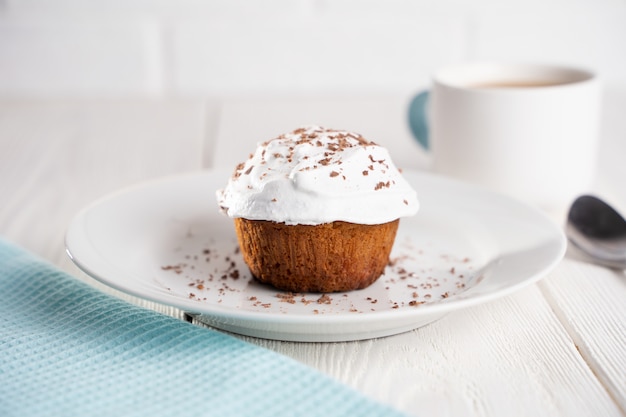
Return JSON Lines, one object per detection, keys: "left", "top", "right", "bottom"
{"left": 408, "top": 90, "right": 430, "bottom": 151}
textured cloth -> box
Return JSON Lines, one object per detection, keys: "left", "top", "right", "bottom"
{"left": 0, "top": 239, "right": 406, "bottom": 417}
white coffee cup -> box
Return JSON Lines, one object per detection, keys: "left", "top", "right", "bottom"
{"left": 408, "top": 62, "right": 601, "bottom": 213}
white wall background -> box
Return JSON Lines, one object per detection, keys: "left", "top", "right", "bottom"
{"left": 1, "top": 0, "right": 625, "bottom": 97}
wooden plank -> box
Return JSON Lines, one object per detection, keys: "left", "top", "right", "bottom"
{"left": 0, "top": 99, "right": 206, "bottom": 256}
{"left": 540, "top": 257, "right": 626, "bottom": 413}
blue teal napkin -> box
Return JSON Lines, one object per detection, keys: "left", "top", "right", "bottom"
{"left": 0, "top": 239, "right": 407, "bottom": 417}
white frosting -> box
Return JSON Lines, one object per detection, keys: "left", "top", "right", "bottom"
{"left": 216, "top": 126, "right": 419, "bottom": 225}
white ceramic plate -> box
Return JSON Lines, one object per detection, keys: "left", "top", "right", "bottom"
{"left": 66, "top": 170, "right": 566, "bottom": 342}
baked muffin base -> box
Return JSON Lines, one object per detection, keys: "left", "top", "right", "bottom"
{"left": 233, "top": 218, "right": 399, "bottom": 293}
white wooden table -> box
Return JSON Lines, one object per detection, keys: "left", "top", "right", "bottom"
{"left": 1, "top": 94, "right": 625, "bottom": 417}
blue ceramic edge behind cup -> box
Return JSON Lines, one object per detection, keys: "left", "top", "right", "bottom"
{"left": 408, "top": 90, "right": 430, "bottom": 151}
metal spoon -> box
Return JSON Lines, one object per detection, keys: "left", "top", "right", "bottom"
{"left": 566, "top": 195, "right": 626, "bottom": 269}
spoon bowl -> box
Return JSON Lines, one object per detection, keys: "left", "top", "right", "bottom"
{"left": 566, "top": 195, "right": 626, "bottom": 269}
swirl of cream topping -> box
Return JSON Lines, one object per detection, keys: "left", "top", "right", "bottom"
{"left": 216, "top": 126, "right": 419, "bottom": 225}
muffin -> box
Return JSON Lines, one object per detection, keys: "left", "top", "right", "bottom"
{"left": 216, "top": 126, "right": 419, "bottom": 292}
